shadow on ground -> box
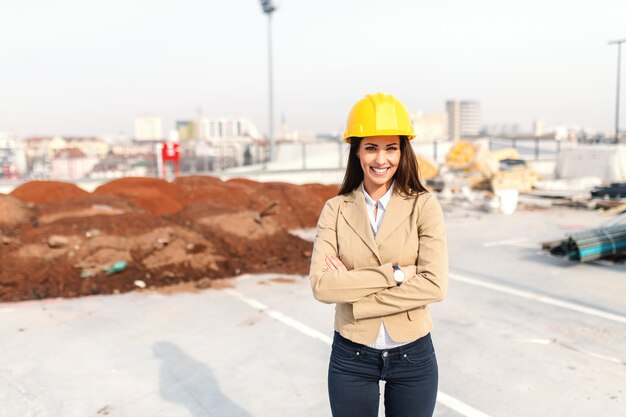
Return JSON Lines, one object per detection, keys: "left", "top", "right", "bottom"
{"left": 153, "top": 341, "right": 253, "bottom": 417}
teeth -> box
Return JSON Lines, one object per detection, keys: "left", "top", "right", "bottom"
{"left": 372, "top": 167, "right": 388, "bottom": 173}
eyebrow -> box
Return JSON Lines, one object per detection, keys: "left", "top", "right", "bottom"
{"left": 363, "top": 142, "right": 399, "bottom": 147}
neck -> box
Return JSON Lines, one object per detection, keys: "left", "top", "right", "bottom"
{"left": 364, "top": 180, "right": 392, "bottom": 201}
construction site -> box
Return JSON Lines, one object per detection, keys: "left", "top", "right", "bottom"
{"left": 1, "top": 140, "right": 625, "bottom": 417}
{"left": 2, "top": 140, "right": 625, "bottom": 303}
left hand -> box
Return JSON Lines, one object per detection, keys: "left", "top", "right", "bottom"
{"left": 325, "top": 254, "right": 348, "bottom": 272}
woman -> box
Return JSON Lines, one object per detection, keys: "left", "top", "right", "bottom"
{"left": 309, "top": 93, "right": 448, "bottom": 417}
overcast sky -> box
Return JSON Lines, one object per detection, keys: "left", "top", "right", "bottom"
{"left": 1, "top": 0, "right": 625, "bottom": 137}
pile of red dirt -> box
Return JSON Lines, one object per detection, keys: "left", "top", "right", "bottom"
{"left": 10, "top": 181, "right": 89, "bottom": 204}
{"left": 0, "top": 176, "right": 338, "bottom": 302}
{"left": 173, "top": 176, "right": 338, "bottom": 229}
{"left": 94, "top": 177, "right": 184, "bottom": 216}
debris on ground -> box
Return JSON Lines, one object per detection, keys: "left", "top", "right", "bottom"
{"left": 591, "top": 183, "right": 626, "bottom": 199}
{"left": 432, "top": 140, "right": 543, "bottom": 214}
{"left": 436, "top": 142, "right": 626, "bottom": 217}
{"left": 0, "top": 176, "right": 338, "bottom": 302}
{"left": 542, "top": 214, "right": 626, "bottom": 263}
{"left": 446, "top": 141, "right": 539, "bottom": 192}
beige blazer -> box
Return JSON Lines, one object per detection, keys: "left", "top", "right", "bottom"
{"left": 309, "top": 186, "right": 448, "bottom": 345}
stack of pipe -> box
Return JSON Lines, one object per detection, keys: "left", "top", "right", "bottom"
{"left": 550, "top": 223, "right": 626, "bottom": 262}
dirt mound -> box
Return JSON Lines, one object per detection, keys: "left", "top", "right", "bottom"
{"left": 175, "top": 175, "right": 254, "bottom": 209}
{"left": 36, "top": 194, "right": 140, "bottom": 224}
{"left": 176, "top": 176, "right": 338, "bottom": 228}
{"left": 0, "top": 176, "right": 336, "bottom": 302}
{"left": 198, "top": 210, "right": 283, "bottom": 240}
{"left": 94, "top": 177, "right": 183, "bottom": 216}
{"left": 0, "top": 195, "right": 34, "bottom": 231}
{"left": 237, "top": 181, "right": 338, "bottom": 229}
{"left": 10, "top": 181, "right": 89, "bottom": 204}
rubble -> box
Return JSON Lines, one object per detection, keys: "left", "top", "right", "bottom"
{"left": 437, "top": 140, "right": 541, "bottom": 215}
{"left": 0, "top": 176, "right": 338, "bottom": 302}
{"left": 436, "top": 142, "right": 626, "bottom": 218}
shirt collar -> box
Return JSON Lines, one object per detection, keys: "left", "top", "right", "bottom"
{"left": 362, "top": 182, "right": 394, "bottom": 210}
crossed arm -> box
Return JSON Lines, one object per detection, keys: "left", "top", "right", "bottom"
{"left": 309, "top": 195, "right": 448, "bottom": 318}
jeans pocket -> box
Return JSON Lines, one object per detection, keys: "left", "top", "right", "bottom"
{"left": 331, "top": 343, "right": 361, "bottom": 361}
{"left": 403, "top": 349, "right": 436, "bottom": 366}
{"left": 402, "top": 337, "right": 436, "bottom": 366}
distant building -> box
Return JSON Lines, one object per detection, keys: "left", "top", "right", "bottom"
{"left": 446, "top": 100, "right": 480, "bottom": 141}
{"left": 412, "top": 111, "right": 448, "bottom": 142}
{"left": 24, "top": 136, "right": 109, "bottom": 160}
{"left": 89, "top": 153, "right": 149, "bottom": 179}
{"left": 110, "top": 141, "right": 156, "bottom": 157}
{"left": 50, "top": 147, "right": 99, "bottom": 179}
{"left": 134, "top": 114, "right": 163, "bottom": 141}
{"left": 196, "top": 117, "right": 260, "bottom": 142}
{"left": 22, "top": 135, "right": 109, "bottom": 178}
{"left": 0, "top": 132, "right": 26, "bottom": 179}
{"left": 66, "top": 137, "right": 109, "bottom": 158}
{"left": 482, "top": 123, "right": 522, "bottom": 137}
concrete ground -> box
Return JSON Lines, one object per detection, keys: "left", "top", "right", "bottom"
{"left": 1, "top": 204, "right": 625, "bottom": 417}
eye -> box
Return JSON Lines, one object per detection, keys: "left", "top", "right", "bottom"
{"left": 386, "top": 146, "right": 399, "bottom": 151}
{"left": 364, "top": 146, "right": 377, "bottom": 151}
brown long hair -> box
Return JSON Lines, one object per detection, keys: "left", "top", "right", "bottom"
{"left": 338, "top": 136, "right": 428, "bottom": 196}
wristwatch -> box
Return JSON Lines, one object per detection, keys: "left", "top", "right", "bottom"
{"left": 392, "top": 265, "right": 404, "bottom": 286}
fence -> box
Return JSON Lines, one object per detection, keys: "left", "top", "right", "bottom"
{"left": 4, "top": 138, "right": 572, "bottom": 182}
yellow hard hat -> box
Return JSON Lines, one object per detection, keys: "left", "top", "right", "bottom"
{"left": 343, "top": 93, "right": 415, "bottom": 142}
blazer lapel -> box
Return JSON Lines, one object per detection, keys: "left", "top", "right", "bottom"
{"left": 340, "top": 188, "right": 381, "bottom": 260}
{"left": 374, "top": 192, "right": 415, "bottom": 245}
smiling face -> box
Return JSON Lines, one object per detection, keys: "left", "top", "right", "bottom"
{"left": 356, "top": 135, "right": 401, "bottom": 199}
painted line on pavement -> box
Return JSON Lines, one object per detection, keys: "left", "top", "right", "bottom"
{"left": 437, "top": 392, "right": 493, "bottom": 417}
{"left": 224, "top": 289, "right": 332, "bottom": 345}
{"left": 225, "top": 288, "right": 493, "bottom": 417}
{"left": 482, "top": 238, "right": 529, "bottom": 248}
{"left": 513, "top": 338, "right": 625, "bottom": 365}
{"left": 450, "top": 272, "right": 626, "bottom": 324}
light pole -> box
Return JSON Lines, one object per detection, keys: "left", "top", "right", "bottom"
{"left": 609, "top": 38, "right": 626, "bottom": 143}
{"left": 259, "top": 0, "right": 277, "bottom": 162}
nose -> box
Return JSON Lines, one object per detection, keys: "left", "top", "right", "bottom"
{"left": 375, "top": 149, "right": 386, "bottom": 165}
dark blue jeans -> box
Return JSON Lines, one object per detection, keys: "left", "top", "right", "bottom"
{"left": 328, "top": 331, "right": 438, "bottom": 417}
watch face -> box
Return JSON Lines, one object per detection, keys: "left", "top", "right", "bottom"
{"left": 393, "top": 269, "right": 404, "bottom": 282}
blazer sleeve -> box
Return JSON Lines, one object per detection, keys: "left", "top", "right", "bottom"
{"left": 309, "top": 198, "right": 397, "bottom": 304}
{"left": 351, "top": 194, "right": 448, "bottom": 319}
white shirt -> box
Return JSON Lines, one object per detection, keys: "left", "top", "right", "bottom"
{"left": 362, "top": 183, "right": 412, "bottom": 350}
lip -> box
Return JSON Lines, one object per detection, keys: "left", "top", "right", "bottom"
{"left": 370, "top": 167, "right": 390, "bottom": 176}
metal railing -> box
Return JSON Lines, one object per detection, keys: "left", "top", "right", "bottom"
{"left": 2, "top": 138, "right": 575, "bottom": 182}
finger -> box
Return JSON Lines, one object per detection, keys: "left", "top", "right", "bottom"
{"left": 325, "top": 255, "right": 337, "bottom": 271}
{"left": 334, "top": 258, "right": 347, "bottom": 271}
